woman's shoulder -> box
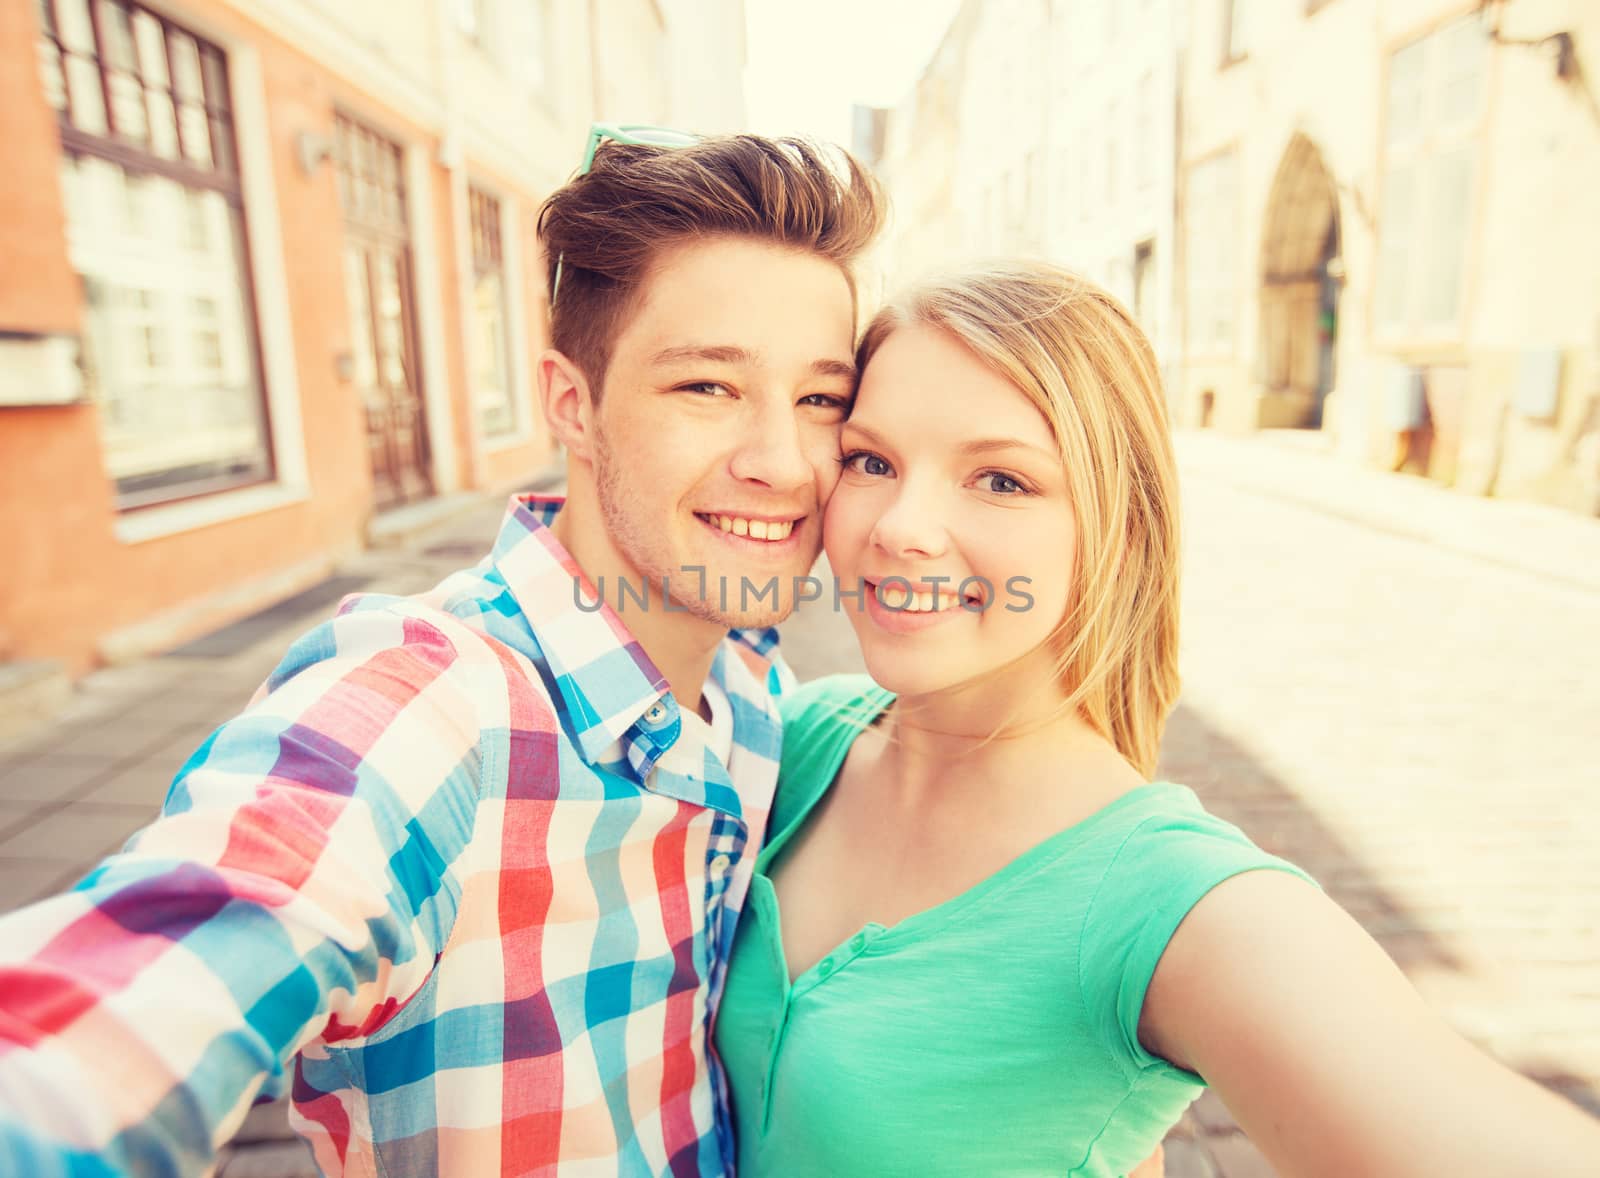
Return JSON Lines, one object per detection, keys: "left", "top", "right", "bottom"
{"left": 1089, "top": 783, "right": 1314, "bottom": 888}
{"left": 1072, "top": 784, "right": 1320, "bottom": 1076}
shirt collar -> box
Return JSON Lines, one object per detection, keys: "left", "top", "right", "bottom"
{"left": 489, "top": 494, "right": 780, "bottom": 769}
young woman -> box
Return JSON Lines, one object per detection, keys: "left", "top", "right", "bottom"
{"left": 713, "top": 263, "right": 1600, "bottom": 1176}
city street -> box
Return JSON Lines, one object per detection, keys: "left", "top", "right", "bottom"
{"left": 2, "top": 432, "right": 1597, "bottom": 1176}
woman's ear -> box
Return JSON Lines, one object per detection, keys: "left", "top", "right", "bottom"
{"left": 538, "top": 349, "right": 596, "bottom": 461}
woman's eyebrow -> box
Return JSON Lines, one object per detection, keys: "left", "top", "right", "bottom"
{"left": 957, "top": 437, "right": 1057, "bottom": 459}
{"left": 840, "top": 420, "right": 890, "bottom": 445}
{"left": 844, "top": 420, "right": 1052, "bottom": 460}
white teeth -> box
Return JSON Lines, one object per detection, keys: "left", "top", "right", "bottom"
{"left": 878, "top": 583, "right": 961, "bottom": 612}
{"left": 703, "top": 514, "right": 795, "bottom": 541}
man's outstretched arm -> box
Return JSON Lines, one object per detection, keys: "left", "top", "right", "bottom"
{"left": 0, "top": 604, "right": 487, "bottom": 1177}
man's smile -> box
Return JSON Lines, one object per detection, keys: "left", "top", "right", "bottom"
{"left": 693, "top": 511, "right": 805, "bottom": 543}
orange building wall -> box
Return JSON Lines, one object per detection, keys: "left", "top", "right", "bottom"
{"left": 2, "top": 4, "right": 374, "bottom": 673}
{"left": 0, "top": 0, "right": 79, "bottom": 334}
{"left": 0, "top": 3, "right": 533, "bottom": 674}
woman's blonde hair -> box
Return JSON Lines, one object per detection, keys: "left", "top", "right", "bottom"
{"left": 855, "top": 261, "right": 1181, "bottom": 777}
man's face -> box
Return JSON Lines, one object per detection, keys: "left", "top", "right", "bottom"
{"left": 589, "top": 237, "right": 856, "bottom": 628}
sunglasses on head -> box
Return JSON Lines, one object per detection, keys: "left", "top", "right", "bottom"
{"left": 550, "top": 122, "right": 702, "bottom": 309}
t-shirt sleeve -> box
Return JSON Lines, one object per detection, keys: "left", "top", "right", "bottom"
{"left": 1077, "top": 800, "right": 1320, "bottom": 1080}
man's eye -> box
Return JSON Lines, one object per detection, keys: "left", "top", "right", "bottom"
{"left": 681, "top": 381, "right": 733, "bottom": 397}
{"left": 799, "top": 393, "right": 850, "bottom": 410}
{"left": 841, "top": 451, "right": 893, "bottom": 477}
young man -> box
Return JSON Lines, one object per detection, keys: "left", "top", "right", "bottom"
{"left": 0, "top": 131, "right": 883, "bottom": 1177}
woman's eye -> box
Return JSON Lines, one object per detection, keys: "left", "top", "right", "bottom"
{"left": 841, "top": 451, "right": 893, "bottom": 477}
{"left": 979, "top": 472, "right": 1026, "bottom": 495}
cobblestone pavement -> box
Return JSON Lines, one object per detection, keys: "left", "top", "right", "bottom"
{"left": 3, "top": 433, "right": 1597, "bottom": 1175}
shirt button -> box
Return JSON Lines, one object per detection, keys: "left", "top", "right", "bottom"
{"left": 848, "top": 932, "right": 867, "bottom": 953}
{"left": 708, "top": 853, "right": 731, "bottom": 875}
{"left": 816, "top": 957, "right": 835, "bottom": 977}
{"left": 644, "top": 702, "right": 667, "bottom": 724}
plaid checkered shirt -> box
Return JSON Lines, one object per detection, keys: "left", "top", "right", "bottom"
{"left": 0, "top": 495, "right": 788, "bottom": 1176}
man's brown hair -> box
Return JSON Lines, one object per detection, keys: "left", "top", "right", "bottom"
{"left": 537, "top": 134, "right": 886, "bottom": 394}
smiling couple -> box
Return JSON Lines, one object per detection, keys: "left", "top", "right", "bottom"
{"left": 3, "top": 127, "right": 1598, "bottom": 1178}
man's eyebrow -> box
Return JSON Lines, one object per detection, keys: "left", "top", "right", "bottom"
{"left": 647, "top": 346, "right": 856, "bottom": 382}
{"left": 811, "top": 358, "right": 857, "bottom": 382}
{"left": 648, "top": 344, "right": 754, "bottom": 367}
{"left": 843, "top": 420, "right": 1055, "bottom": 459}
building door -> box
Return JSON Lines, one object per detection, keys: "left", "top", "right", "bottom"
{"left": 334, "top": 113, "right": 431, "bottom": 510}
{"left": 1259, "top": 134, "right": 1342, "bottom": 429}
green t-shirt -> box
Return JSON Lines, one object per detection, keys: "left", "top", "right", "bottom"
{"left": 714, "top": 675, "right": 1318, "bottom": 1176}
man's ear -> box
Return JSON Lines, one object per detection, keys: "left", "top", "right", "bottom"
{"left": 538, "top": 349, "right": 597, "bottom": 461}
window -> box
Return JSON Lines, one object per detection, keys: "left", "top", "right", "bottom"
{"left": 1375, "top": 18, "right": 1486, "bottom": 335}
{"left": 470, "top": 186, "right": 516, "bottom": 438}
{"left": 1137, "top": 72, "right": 1156, "bottom": 189}
{"left": 1133, "top": 239, "right": 1156, "bottom": 327}
{"left": 457, "top": 0, "right": 490, "bottom": 41}
{"left": 1078, "top": 131, "right": 1093, "bottom": 221}
{"left": 1222, "top": 0, "right": 1251, "bottom": 64}
{"left": 1185, "top": 150, "right": 1240, "bottom": 354}
{"left": 522, "top": 0, "right": 550, "bottom": 92}
{"left": 37, "top": 0, "right": 271, "bottom": 509}
{"left": 1105, "top": 101, "right": 1119, "bottom": 208}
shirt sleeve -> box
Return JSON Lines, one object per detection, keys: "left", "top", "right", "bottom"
{"left": 1076, "top": 803, "right": 1320, "bottom": 1080}
{"left": 0, "top": 603, "right": 490, "bottom": 1177}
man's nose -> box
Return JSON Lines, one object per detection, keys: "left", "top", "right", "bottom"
{"left": 728, "top": 401, "right": 813, "bottom": 494}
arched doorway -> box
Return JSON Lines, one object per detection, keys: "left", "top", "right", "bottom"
{"left": 1259, "top": 134, "right": 1342, "bottom": 429}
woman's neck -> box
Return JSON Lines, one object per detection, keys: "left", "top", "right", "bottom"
{"left": 874, "top": 662, "right": 1122, "bottom": 807}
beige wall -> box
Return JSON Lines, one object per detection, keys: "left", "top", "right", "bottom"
{"left": 1176, "top": 0, "right": 1599, "bottom": 511}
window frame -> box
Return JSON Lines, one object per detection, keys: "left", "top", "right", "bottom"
{"left": 468, "top": 182, "right": 520, "bottom": 442}
{"left": 36, "top": 0, "right": 277, "bottom": 513}
{"left": 1372, "top": 14, "right": 1490, "bottom": 346}
{"left": 1183, "top": 145, "right": 1243, "bottom": 361}
{"left": 1220, "top": 0, "right": 1251, "bottom": 68}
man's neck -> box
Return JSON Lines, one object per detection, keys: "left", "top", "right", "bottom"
{"left": 549, "top": 491, "right": 725, "bottom": 717}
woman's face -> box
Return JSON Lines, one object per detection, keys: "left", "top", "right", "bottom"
{"left": 823, "top": 323, "right": 1078, "bottom": 699}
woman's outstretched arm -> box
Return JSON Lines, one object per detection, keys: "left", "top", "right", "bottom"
{"left": 1141, "top": 870, "right": 1600, "bottom": 1177}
